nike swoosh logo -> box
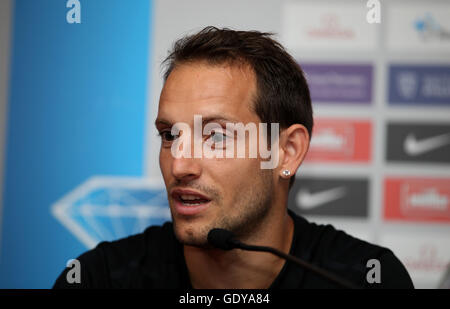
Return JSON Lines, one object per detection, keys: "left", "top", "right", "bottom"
{"left": 403, "top": 133, "right": 450, "bottom": 156}
{"left": 296, "top": 187, "right": 347, "bottom": 210}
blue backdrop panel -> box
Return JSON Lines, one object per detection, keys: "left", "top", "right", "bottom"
{"left": 0, "top": 0, "right": 152, "bottom": 288}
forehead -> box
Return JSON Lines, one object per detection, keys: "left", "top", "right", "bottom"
{"left": 158, "top": 62, "right": 258, "bottom": 123}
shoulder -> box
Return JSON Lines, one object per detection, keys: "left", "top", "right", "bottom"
{"left": 95, "top": 221, "right": 177, "bottom": 265}
{"left": 290, "top": 212, "right": 414, "bottom": 288}
{"left": 53, "top": 222, "right": 177, "bottom": 288}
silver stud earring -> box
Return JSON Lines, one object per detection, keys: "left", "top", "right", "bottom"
{"left": 282, "top": 170, "right": 291, "bottom": 177}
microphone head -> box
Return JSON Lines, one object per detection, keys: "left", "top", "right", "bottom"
{"left": 207, "top": 228, "right": 238, "bottom": 250}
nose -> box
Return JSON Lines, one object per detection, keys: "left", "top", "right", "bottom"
{"left": 171, "top": 156, "right": 202, "bottom": 182}
{"left": 168, "top": 125, "right": 202, "bottom": 182}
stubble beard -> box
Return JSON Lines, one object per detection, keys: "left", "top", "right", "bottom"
{"left": 172, "top": 169, "right": 274, "bottom": 248}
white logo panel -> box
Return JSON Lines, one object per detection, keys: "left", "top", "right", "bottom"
{"left": 387, "top": 3, "right": 450, "bottom": 51}
{"left": 282, "top": 3, "right": 377, "bottom": 51}
{"left": 380, "top": 234, "right": 450, "bottom": 288}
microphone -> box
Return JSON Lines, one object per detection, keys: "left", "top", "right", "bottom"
{"left": 207, "top": 228, "right": 358, "bottom": 289}
{"left": 207, "top": 228, "right": 239, "bottom": 250}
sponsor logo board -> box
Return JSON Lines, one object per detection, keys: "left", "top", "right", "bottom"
{"left": 289, "top": 177, "right": 369, "bottom": 218}
{"left": 384, "top": 177, "right": 450, "bottom": 223}
{"left": 305, "top": 119, "right": 372, "bottom": 163}
{"left": 386, "top": 123, "right": 450, "bottom": 164}
{"left": 302, "top": 63, "right": 373, "bottom": 104}
{"left": 389, "top": 65, "right": 450, "bottom": 106}
{"left": 387, "top": 4, "right": 450, "bottom": 51}
{"left": 282, "top": 3, "right": 377, "bottom": 50}
{"left": 380, "top": 234, "right": 450, "bottom": 288}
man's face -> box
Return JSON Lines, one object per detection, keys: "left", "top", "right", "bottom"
{"left": 156, "top": 62, "right": 274, "bottom": 247}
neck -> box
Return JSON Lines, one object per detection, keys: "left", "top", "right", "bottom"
{"left": 183, "top": 210, "right": 294, "bottom": 289}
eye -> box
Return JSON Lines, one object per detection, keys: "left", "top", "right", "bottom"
{"left": 158, "top": 130, "right": 178, "bottom": 142}
{"left": 206, "top": 130, "right": 229, "bottom": 146}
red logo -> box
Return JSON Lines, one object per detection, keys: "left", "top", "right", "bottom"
{"left": 403, "top": 244, "right": 449, "bottom": 273}
{"left": 307, "top": 14, "right": 355, "bottom": 39}
{"left": 384, "top": 178, "right": 450, "bottom": 223}
{"left": 305, "top": 119, "right": 371, "bottom": 163}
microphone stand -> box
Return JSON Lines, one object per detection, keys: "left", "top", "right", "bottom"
{"left": 229, "top": 238, "right": 359, "bottom": 289}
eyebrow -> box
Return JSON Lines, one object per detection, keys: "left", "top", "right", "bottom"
{"left": 154, "top": 118, "right": 171, "bottom": 127}
{"left": 202, "top": 116, "right": 240, "bottom": 125}
{"left": 154, "top": 115, "right": 240, "bottom": 127}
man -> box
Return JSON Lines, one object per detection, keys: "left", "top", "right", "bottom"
{"left": 54, "top": 27, "right": 413, "bottom": 289}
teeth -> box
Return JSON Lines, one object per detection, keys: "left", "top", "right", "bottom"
{"left": 182, "top": 202, "right": 202, "bottom": 206}
{"left": 180, "top": 194, "right": 202, "bottom": 200}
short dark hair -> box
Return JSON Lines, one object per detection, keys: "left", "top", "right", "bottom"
{"left": 162, "top": 26, "right": 313, "bottom": 189}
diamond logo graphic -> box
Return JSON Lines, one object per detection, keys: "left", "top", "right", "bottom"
{"left": 51, "top": 176, "right": 171, "bottom": 248}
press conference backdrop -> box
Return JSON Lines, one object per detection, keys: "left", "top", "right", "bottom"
{"left": 0, "top": 0, "right": 449, "bottom": 288}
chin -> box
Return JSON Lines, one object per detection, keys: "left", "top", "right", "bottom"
{"left": 173, "top": 220, "right": 211, "bottom": 247}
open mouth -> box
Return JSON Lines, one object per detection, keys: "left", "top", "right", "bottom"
{"left": 177, "top": 194, "right": 211, "bottom": 206}
{"left": 171, "top": 189, "right": 212, "bottom": 207}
